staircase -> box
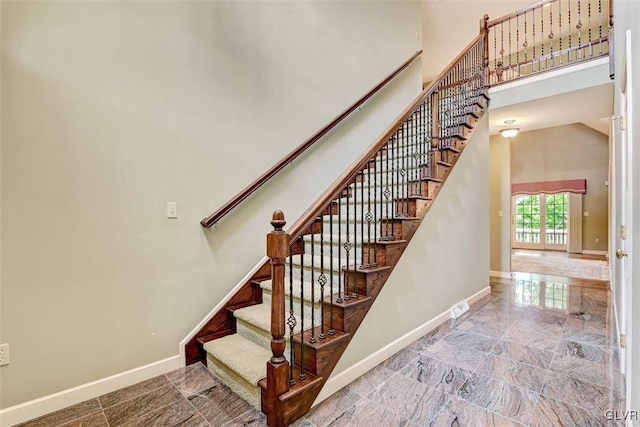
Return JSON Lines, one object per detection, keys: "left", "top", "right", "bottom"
{"left": 181, "top": 2, "right": 616, "bottom": 424}
{"left": 183, "top": 28, "right": 490, "bottom": 426}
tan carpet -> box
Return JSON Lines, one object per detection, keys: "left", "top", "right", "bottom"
{"left": 511, "top": 254, "right": 610, "bottom": 281}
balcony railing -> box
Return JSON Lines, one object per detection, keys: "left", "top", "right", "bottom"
{"left": 485, "top": 0, "right": 612, "bottom": 86}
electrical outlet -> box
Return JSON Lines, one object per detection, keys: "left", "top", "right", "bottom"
{"left": 595, "top": 238, "right": 600, "bottom": 243}
{"left": 0, "top": 343, "right": 10, "bottom": 366}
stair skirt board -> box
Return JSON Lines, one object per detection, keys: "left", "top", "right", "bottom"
{"left": 314, "top": 285, "right": 491, "bottom": 406}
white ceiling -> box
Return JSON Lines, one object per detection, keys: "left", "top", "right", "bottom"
{"left": 489, "top": 83, "right": 614, "bottom": 136}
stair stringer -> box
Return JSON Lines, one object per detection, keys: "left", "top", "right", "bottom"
{"left": 316, "top": 112, "right": 491, "bottom": 404}
{"left": 253, "top": 101, "right": 491, "bottom": 425}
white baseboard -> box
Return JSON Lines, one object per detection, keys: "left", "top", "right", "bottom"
{"left": 179, "top": 257, "right": 269, "bottom": 365}
{"left": 582, "top": 250, "right": 608, "bottom": 255}
{"left": 0, "top": 356, "right": 180, "bottom": 427}
{"left": 314, "top": 286, "right": 491, "bottom": 406}
{"left": 489, "top": 270, "right": 511, "bottom": 279}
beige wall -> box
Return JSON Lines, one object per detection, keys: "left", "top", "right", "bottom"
{"left": 511, "top": 123, "right": 609, "bottom": 252}
{"left": 489, "top": 135, "right": 511, "bottom": 273}
{"left": 0, "top": 1, "right": 422, "bottom": 408}
{"left": 335, "top": 116, "right": 490, "bottom": 373}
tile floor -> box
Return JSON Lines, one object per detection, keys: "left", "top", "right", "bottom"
{"left": 16, "top": 274, "right": 625, "bottom": 427}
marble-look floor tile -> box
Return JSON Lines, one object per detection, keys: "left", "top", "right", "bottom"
{"left": 381, "top": 347, "right": 420, "bottom": 372}
{"left": 503, "top": 321, "right": 562, "bottom": 352}
{"left": 326, "top": 397, "right": 410, "bottom": 427}
{"left": 529, "top": 395, "right": 622, "bottom": 427}
{"left": 287, "top": 415, "right": 312, "bottom": 427}
{"left": 368, "top": 373, "right": 450, "bottom": 425}
{"left": 456, "top": 317, "right": 510, "bottom": 338}
{"left": 223, "top": 409, "right": 267, "bottom": 426}
{"left": 306, "top": 387, "right": 362, "bottom": 427}
{"left": 428, "top": 395, "right": 525, "bottom": 427}
{"left": 557, "top": 339, "right": 618, "bottom": 365}
{"left": 425, "top": 340, "right": 487, "bottom": 372}
{"left": 16, "top": 399, "right": 102, "bottom": 427}
{"left": 165, "top": 362, "right": 219, "bottom": 396}
{"left": 561, "top": 329, "right": 612, "bottom": 347}
{"left": 398, "top": 355, "right": 471, "bottom": 395}
{"left": 120, "top": 399, "right": 208, "bottom": 427}
{"left": 103, "top": 385, "right": 184, "bottom": 427}
{"left": 541, "top": 371, "right": 623, "bottom": 414}
{"left": 60, "top": 412, "right": 108, "bottom": 427}
{"left": 520, "top": 310, "right": 566, "bottom": 332}
{"left": 99, "top": 375, "right": 170, "bottom": 408}
{"left": 456, "top": 373, "right": 539, "bottom": 425}
{"left": 477, "top": 354, "right": 547, "bottom": 393}
{"left": 565, "top": 316, "right": 608, "bottom": 335}
{"left": 442, "top": 330, "right": 499, "bottom": 353}
{"left": 549, "top": 354, "right": 624, "bottom": 391}
{"left": 409, "top": 323, "right": 451, "bottom": 353}
{"left": 188, "top": 383, "right": 253, "bottom": 426}
{"left": 346, "top": 365, "right": 395, "bottom": 397}
{"left": 491, "top": 340, "right": 554, "bottom": 369}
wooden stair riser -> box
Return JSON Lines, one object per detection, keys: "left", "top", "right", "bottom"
{"left": 292, "top": 327, "right": 350, "bottom": 376}
{"left": 380, "top": 218, "right": 420, "bottom": 241}
{"left": 361, "top": 240, "right": 407, "bottom": 267}
{"left": 395, "top": 197, "right": 432, "bottom": 217}
{"left": 408, "top": 179, "right": 440, "bottom": 198}
{"left": 419, "top": 162, "right": 451, "bottom": 181}
{"left": 321, "top": 294, "right": 372, "bottom": 333}
{"left": 442, "top": 124, "right": 471, "bottom": 140}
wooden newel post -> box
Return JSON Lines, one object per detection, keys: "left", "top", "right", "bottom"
{"left": 265, "top": 210, "right": 290, "bottom": 427}
{"left": 480, "top": 14, "right": 490, "bottom": 85}
{"left": 431, "top": 91, "right": 439, "bottom": 151}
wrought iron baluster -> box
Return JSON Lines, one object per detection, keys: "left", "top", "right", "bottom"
{"left": 319, "top": 217, "right": 326, "bottom": 340}
{"left": 578, "top": 0, "right": 582, "bottom": 59}
{"left": 298, "top": 250, "right": 305, "bottom": 381}
{"left": 329, "top": 202, "right": 335, "bottom": 336}
{"left": 366, "top": 159, "right": 372, "bottom": 268}
{"left": 516, "top": 13, "right": 520, "bottom": 73}
{"left": 598, "top": 0, "right": 602, "bottom": 54}
{"left": 532, "top": 6, "right": 537, "bottom": 70}
{"left": 559, "top": 0, "right": 562, "bottom": 63}
{"left": 549, "top": 1, "right": 554, "bottom": 66}
{"left": 337, "top": 193, "right": 343, "bottom": 303}
{"left": 310, "top": 219, "right": 316, "bottom": 344}
{"left": 344, "top": 182, "right": 351, "bottom": 301}
{"left": 351, "top": 176, "right": 357, "bottom": 297}
{"left": 361, "top": 164, "right": 366, "bottom": 268}
{"left": 569, "top": 0, "right": 572, "bottom": 61}
{"left": 288, "top": 251, "right": 295, "bottom": 386}
{"left": 373, "top": 151, "right": 378, "bottom": 266}
{"left": 587, "top": 0, "right": 593, "bottom": 56}
{"left": 541, "top": 4, "right": 545, "bottom": 67}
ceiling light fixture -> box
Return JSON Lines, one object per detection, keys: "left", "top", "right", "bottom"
{"left": 500, "top": 119, "right": 520, "bottom": 138}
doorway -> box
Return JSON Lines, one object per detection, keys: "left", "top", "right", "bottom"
{"left": 512, "top": 193, "right": 568, "bottom": 251}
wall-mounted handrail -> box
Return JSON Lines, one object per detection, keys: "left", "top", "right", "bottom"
{"left": 200, "top": 50, "right": 423, "bottom": 228}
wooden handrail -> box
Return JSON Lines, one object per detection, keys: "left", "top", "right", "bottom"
{"left": 200, "top": 50, "right": 423, "bottom": 228}
{"left": 285, "top": 35, "right": 484, "bottom": 243}
{"left": 486, "top": 0, "right": 553, "bottom": 27}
